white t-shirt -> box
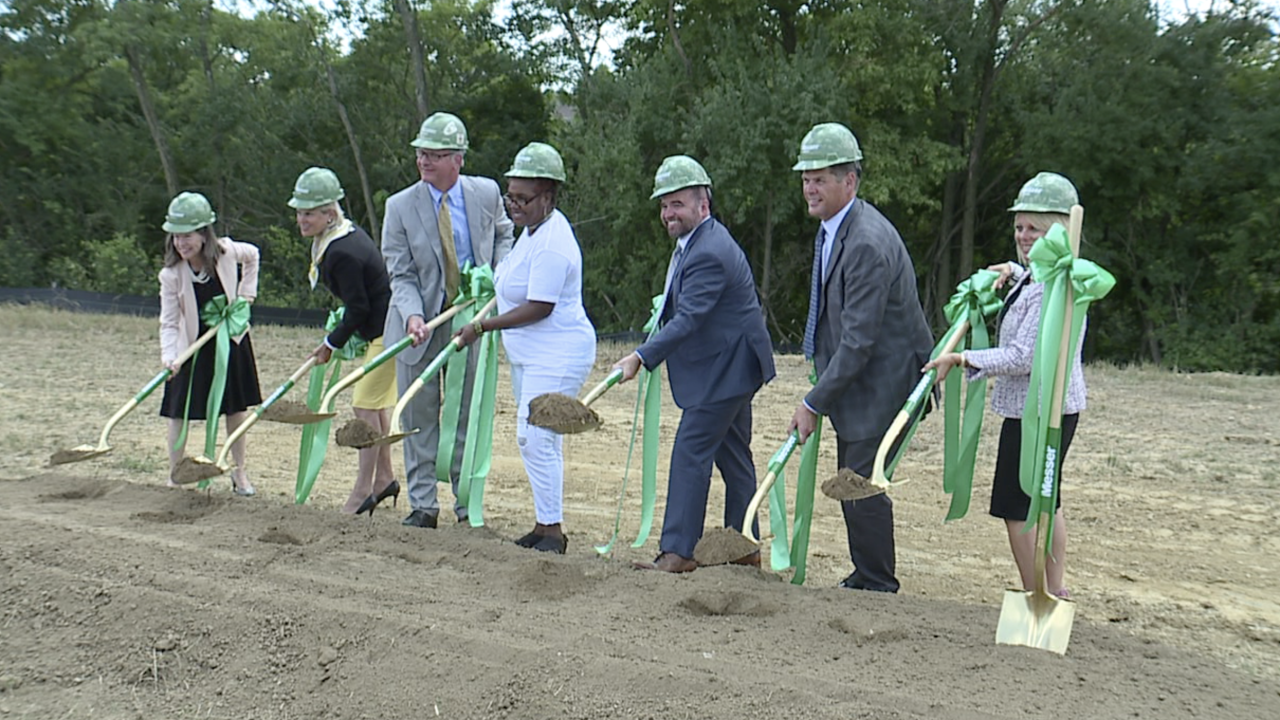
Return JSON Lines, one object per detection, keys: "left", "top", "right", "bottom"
{"left": 495, "top": 209, "right": 596, "bottom": 366}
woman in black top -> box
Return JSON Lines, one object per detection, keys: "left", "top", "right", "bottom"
{"left": 289, "top": 167, "right": 399, "bottom": 514}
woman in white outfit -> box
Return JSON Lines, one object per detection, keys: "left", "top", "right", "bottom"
{"left": 456, "top": 142, "right": 595, "bottom": 553}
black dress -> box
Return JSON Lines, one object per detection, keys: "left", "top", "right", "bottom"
{"left": 159, "top": 271, "right": 263, "bottom": 419}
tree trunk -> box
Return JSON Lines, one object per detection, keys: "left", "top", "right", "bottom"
{"left": 325, "top": 63, "right": 380, "bottom": 240}
{"left": 125, "top": 44, "right": 179, "bottom": 197}
{"left": 392, "top": 0, "right": 430, "bottom": 118}
{"left": 197, "top": 2, "right": 227, "bottom": 216}
{"left": 760, "top": 190, "right": 775, "bottom": 307}
{"left": 932, "top": 171, "right": 959, "bottom": 328}
{"left": 959, "top": 0, "right": 1007, "bottom": 281}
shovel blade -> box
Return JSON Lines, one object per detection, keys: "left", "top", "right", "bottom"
{"left": 49, "top": 445, "right": 111, "bottom": 466}
{"left": 691, "top": 528, "right": 759, "bottom": 566}
{"left": 370, "top": 430, "right": 418, "bottom": 447}
{"left": 820, "top": 469, "right": 887, "bottom": 502}
{"left": 995, "top": 589, "right": 1076, "bottom": 655}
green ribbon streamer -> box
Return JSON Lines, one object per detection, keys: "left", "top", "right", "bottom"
{"left": 293, "top": 307, "right": 367, "bottom": 504}
{"left": 595, "top": 294, "right": 664, "bottom": 555}
{"left": 939, "top": 269, "right": 1002, "bottom": 521}
{"left": 769, "top": 368, "right": 821, "bottom": 584}
{"left": 1018, "top": 224, "right": 1116, "bottom": 545}
{"left": 437, "top": 263, "right": 495, "bottom": 485}
{"left": 458, "top": 297, "right": 500, "bottom": 527}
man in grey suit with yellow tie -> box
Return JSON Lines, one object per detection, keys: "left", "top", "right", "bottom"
{"left": 382, "top": 112, "right": 514, "bottom": 528}
{"left": 614, "top": 156, "right": 776, "bottom": 573}
{"left": 787, "top": 123, "right": 933, "bottom": 592}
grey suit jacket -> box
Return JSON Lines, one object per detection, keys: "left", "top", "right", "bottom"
{"left": 381, "top": 175, "right": 515, "bottom": 365}
{"left": 637, "top": 218, "right": 776, "bottom": 409}
{"left": 806, "top": 199, "right": 933, "bottom": 441}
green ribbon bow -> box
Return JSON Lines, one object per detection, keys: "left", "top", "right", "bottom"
{"left": 939, "top": 268, "right": 1002, "bottom": 521}
{"left": 174, "top": 295, "right": 251, "bottom": 472}
{"left": 1019, "top": 224, "right": 1116, "bottom": 542}
{"left": 293, "top": 306, "right": 371, "bottom": 504}
{"left": 438, "top": 264, "right": 500, "bottom": 525}
{"left": 596, "top": 294, "right": 664, "bottom": 555}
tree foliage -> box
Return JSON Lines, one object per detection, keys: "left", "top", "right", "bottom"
{"left": 2, "top": 0, "right": 1278, "bottom": 371}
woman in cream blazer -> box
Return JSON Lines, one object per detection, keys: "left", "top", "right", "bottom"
{"left": 157, "top": 192, "right": 262, "bottom": 495}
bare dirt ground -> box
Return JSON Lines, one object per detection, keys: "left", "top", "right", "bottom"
{"left": 2, "top": 305, "right": 1278, "bottom": 719}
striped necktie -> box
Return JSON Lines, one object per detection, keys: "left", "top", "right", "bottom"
{"left": 801, "top": 228, "right": 825, "bottom": 359}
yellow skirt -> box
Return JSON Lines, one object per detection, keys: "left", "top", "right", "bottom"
{"left": 351, "top": 336, "right": 398, "bottom": 410}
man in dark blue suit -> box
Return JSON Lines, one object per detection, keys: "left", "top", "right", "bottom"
{"left": 613, "top": 155, "right": 776, "bottom": 573}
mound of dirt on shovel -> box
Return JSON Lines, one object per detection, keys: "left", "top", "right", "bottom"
{"left": 334, "top": 418, "right": 381, "bottom": 448}
{"left": 692, "top": 527, "right": 760, "bottom": 566}
{"left": 821, "top": 468, "right": 885, "bottom": 501}
{"left": 528, "top": 392, "right": 600, "bottom": 433}
{"left": 260, "top": 399, "right": 313, "bottom": 423}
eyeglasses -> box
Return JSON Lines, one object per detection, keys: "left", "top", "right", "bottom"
{"left": 503, "top": 191, "right": 545, "bottom": 208}
{"left": 415, "top": 150, "right": 457, "bottom": 164}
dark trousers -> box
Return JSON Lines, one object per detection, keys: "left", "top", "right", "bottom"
{"left": 837, "top": 436, "right": 899, "bottom": 593}
{"left": 660, "top": 390, "right": 759, "bottom": 559}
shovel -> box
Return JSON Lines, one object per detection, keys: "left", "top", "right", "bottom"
{"left": 170, "top": 356, "right": 320, "bottom": 483}
{"left": 527, "top": 368, "right": 624, "bottom": 434}
{"left": 820, "top": 319, "right": 971, "bottom": 502}
{"left": 995, "top": 205, "right": 1083, "bottom": 655}
{"left": 49, "top": 323, "right": 224, "bottom": 466}
{"left": 343, "top": 296, "right": 500, "bottom": 448}
{"left": 692, "top": 432, "right": 801, "bottom": 565}
{"left": 264, "top": 299, "right": 477, "bottom": 425}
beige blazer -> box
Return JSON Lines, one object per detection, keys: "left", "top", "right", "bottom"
{"left": 158, "top": 237, "right": 259, "bottom": 365}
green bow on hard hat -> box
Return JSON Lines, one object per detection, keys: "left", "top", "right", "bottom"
{"left": 938, "top": 269, "right": 1004, "bottom": 521}
{"left": 1020, "top": 224, "right": 1116, "bottom": 527}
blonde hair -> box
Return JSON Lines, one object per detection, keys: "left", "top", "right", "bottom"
{"left": 1013, "top": 211, "right": 1070, "bottom": 265}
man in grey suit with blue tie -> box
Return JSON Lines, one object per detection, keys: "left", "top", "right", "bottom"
{"left": 382, "top": 112, "right": 514, "bottom": 528}
{"left": 614, "top": 155, "right": 776, "bottom": 573}
{"left": 787, "top": 123, "right": 934, "bottom": 592}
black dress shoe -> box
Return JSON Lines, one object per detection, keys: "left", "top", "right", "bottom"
{"left": 402, "top": 509, "right": 438, "bottom": 528}
{"left": 532, "top": 534, "right": 567, "bottom": 554}
{"left": 514, "top": 530, "right": 541, "bottom": 548}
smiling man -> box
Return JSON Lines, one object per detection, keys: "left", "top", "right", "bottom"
{"left": 787, "top": 123, "right": 933, "bottom": 593}
{"left": 613, "top": 155, "right": 775, "bottom": 573}
{"left": 381, "top": 112, "right": 514, "bottom": 529}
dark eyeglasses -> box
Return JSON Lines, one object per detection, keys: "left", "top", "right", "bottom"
{"left": 415, "top": 150, "right": 456, "bottom": 164}
{"left": 503, "top": 191, "right": 545, "bottom": 208}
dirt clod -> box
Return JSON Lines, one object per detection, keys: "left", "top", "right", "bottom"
{"left": 528, "top": 393, "right": 600, "bottom": 434}
{"left": 261, "top": 399, "right": 317, "bottom": 423}
{"left": 821, "top": 468, "right": 885, "bottom": 501}
{"left": 692, "top": 528, "right": 760, "bottom": 566}
{"left": 171, "top": 457, "right": 221, "bottom": 484}
{"left": 335, "top": 419, "right": 381, "bottom": 448}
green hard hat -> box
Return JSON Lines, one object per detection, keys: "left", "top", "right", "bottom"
{"left": 505, "top": 142, "right": 566, "bottom": 182}
{"left": 411, "top": 112, "right": 468, "bottom": 151}
{"left": 792, "top": 122, "right": 863, "bottom": 171}
{"left": 288, "top": 167, "right": 345, "bottom": 209}
{"left": 1009, "top": 172, "right": 1079, "bottom": 214}
{"left": 162, "top": 192, "right": 216, "bottom": 233}
{"left": 650, "top": 155, "right": 712, "bottom": 199}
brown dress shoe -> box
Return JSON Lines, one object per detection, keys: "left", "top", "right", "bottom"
{"left": 728, "top": 550, "right": 761, "bottom": 567}
{"left": 633, "top": 552, "right": 698, "bottom": 573}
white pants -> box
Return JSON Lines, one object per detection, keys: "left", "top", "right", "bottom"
{"left": 510, "top": 361, "right": 592, "bottom": 524}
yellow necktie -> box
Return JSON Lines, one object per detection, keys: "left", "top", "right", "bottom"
{"left": 437, "top": 194, "right": 461, "bottom": 304}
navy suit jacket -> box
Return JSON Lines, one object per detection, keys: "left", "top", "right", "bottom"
{"left": 638, "top": 218, "right": 776, "bottom": 409}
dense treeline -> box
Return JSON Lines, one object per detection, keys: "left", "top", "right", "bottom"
{"left": 2, "top": 0, "right": 1278, "bottom": 371}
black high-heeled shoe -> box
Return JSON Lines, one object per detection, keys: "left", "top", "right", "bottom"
{"left": 355, "top": 480, "right": 401, "bottom": 516}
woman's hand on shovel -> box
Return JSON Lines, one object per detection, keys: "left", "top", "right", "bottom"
{"left": 308, "top": 342, "right": 333, "bottom": 365}
{"left": 923, "top": 352, "right": 967, "bottom": 382}
{"left": 612, "top": 352, "right": 643, "bottom": 383}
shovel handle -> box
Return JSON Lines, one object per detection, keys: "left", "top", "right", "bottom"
{"left": 868, "top": 319, "right": 972, "bottom": 488}
{"left": 741, "top": 433, "right": 801, "bottom": 543}
{"left": 580, "top": 368, "right": 624, "bottom": 407}
{"left": 212, "top": 357, "right": 320, "bottom": 468}
{"left": 318, "top": 299, "right": 482, "bottom": 413}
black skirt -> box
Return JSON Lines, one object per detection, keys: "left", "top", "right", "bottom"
{"left": 159, "top": 278, "right": 263, "bottom": 420}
